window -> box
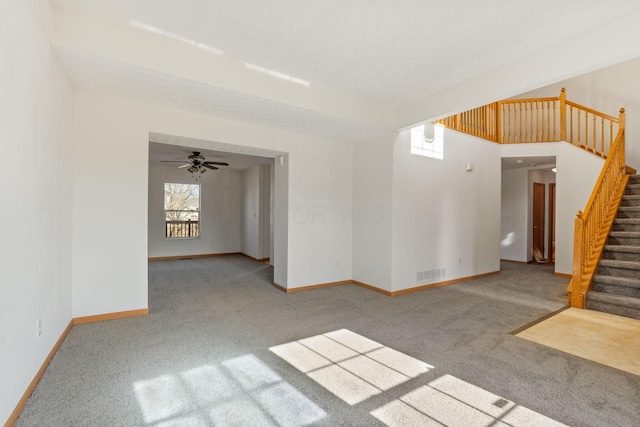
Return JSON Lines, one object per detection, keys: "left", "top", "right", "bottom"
{"left": 410, "top": 123, "right": 444, "bottom": 159}
{"left": 164, "top": 183, "right": 200, "bottom": 238}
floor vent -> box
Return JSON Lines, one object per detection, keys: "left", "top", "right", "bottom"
{"left": 416, "top": 268, "right": 445, "bottom": 283}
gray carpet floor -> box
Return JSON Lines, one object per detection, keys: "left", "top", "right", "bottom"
{"left": 15, "top": 256, "right": 640, "bottom": 426}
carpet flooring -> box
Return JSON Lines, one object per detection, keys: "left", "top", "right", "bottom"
{"left": 15, "top": 256, "right": 640, "bottom": 426}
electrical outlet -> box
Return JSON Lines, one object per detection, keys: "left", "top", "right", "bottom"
{"left": 37, "top": 319, "right": 42, "bottom": 337}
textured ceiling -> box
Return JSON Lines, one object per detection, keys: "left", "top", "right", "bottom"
{"left": 502, "top": 156, "right": 556, "bottom": 171}
{"left": 52, "top": 0, "right": 640, "bottom": 143}
{"left": 56, "top": 48, "right": 389, "bottom": 142}
{"left": 53, "top": 0, "right": 640, "bottom": 107}
{"left": 149, "top": 141, "right": 274, "bottom": 172}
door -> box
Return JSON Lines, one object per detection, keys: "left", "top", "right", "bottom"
{"left": 532, "top": 182, "right": 545, "bottom": 261}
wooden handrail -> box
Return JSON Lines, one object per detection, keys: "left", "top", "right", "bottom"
{"left": 436, "top": 88, "right": 624, "bottom": 158}
{"left": 567, "top": 129, "right": 629, "bottom": 308}
{"left": 501, "top": 96, "right": 559, "bottom": 104}
{"left": 565, "top": 101, "right": 619, "bottom": 122}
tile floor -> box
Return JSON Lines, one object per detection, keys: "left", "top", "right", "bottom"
{"left": 516, "top": 308, "right": 640, "bottom": 376}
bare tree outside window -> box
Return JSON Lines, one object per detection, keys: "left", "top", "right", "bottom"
{"left": 164, "top": 183, "right": 200, "bottom": 238}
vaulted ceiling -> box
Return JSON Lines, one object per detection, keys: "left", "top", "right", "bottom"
{"left": 51, "top": 0, "right": 640, "bottom": 142}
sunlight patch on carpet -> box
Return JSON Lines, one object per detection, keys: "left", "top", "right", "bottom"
{"left": 371, "top": 374, "right": 568, "bottom": 427}
{"left": 133, "top": 354, "right": 325, "bottom": 426}
{"left": 270, "top": 329, "right": 433, "bottom": 405}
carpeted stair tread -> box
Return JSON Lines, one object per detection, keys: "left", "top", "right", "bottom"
{"left": 618, "top": 206, "right": 640, "bottom": 212}
{"left": 614, "top": 218, "right": 640, "bottom": 224}
{"left": 587, "top": 291, "right": 640, "bottom": 310}
{"left": 603, "top": 244, "right": 640, "bottom": 254}
{"left": 598, "top": 259, "right": 640, "bottom": 270}
{"left": 592, "top": 274, "right": 640, "bottom": 289}
{"left": 622, "top": 194, "right": 640, "bottom": 200}
{"left": 608, "top": 231, "right": 640, "bottom": 238}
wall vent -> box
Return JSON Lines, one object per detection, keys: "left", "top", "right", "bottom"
{"left": 416, "top": 267, "right": 445, "bottom": 283}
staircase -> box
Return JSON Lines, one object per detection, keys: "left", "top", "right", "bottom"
{"left": 587, "top": 175, "right": 640, "bottom": 320}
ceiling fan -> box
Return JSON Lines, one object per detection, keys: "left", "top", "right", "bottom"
{"left": 161, "top": 151, "right": 229, "bottom": 176}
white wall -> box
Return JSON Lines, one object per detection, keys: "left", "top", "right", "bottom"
{"left": 500, "top": 168, "right": 529, "bottom": 262}
{"left": 391, "top": 129, "right": 502, "bottom": 292}
{"left": 260, "top": 164, "right": 272, "bottom": 259}
{"left": 0, "top": 0, "right": 74, "bottom": 423}
{"left": 241, "top": 165, "right": 261, "bottom": 259}
{"left": 555, "top": 143, "right": 605, "bottom": 275}
{"left": 148, "top": 163, "right": 242, "bottom": 258}
{"left": 73, "top": 91, "right": 353, "bottom": 311}
{"left": 515, "top": 57, "right": 640, "bottom": 170}
{"left": 352, "top": 135, "right": 393, "bottom": 291}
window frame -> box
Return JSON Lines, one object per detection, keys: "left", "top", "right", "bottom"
{"left": 163, "top": 182, "right": 201, "bottom": 240}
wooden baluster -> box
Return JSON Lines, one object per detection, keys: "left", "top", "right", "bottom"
{"left": 536, "top": 101, "right": 540, "bottom": 141}
{"left": 518, "top": 103, "right": 522, "bottom": 142}
{"left": 600, "top": 117, "right": 604, "bottom": 154}
{"left": 524, "top": 102, "right": 527, "bottom": 141}
{"left": 553, "top": 99, "right": 557, "bottom": 141}
{"left": 559, "top": 88, "right": 566, "bottom": 141}
{"left": 577, "top": 109, "right": 581, "bottom": 146}
{"left": 585, "top": 111, "right": 589, "bottom": 150}
{"left": 569, "top": 105, "right": 573, "bottom": 143}
{"left": 545, "top": 100, "right": 550, "bottom": 141}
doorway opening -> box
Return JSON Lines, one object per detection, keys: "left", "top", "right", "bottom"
{"left": 147, "top": 132, "right": 289, "bottom": 297}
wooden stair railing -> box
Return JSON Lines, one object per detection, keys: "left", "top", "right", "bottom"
{"left": 436, "top": 88, "right": 625, "bottom": 158}
{"left": 568, "top": 129, "right": 629, "bottom": 308}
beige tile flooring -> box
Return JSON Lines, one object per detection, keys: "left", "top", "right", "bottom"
{"left": 516, "top": 308, "right": 640, "bottom": 376}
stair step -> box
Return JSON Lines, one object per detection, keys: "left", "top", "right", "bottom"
{"left": 603, "top": 245, "right": 640, "bottom": 261}
{"left": 612, "top": 218, "right": 640, "bottom": 232}
{"left": 608, "top": 231, "right": 640, "bottom": 245}
{"left": 621, "top": 194, "right": 640, "bottom": 206}
{"left": 625, "top": 184, "right": 640, "bottom": 195}
{"left": 592, "top": 274, "right": 640, "bottom": 298}
{"left": 598, "top": 259, "right": 640, "bottom": 279}
{"left": 628, "top": 175, "right": 640, "bottom": 184}
{"left": 617, "top": 206, "right": 640, "bottom": 219}
{"left": 586, "top": 291, "right": 640, "bottom": 320}
{"left": 613, "top": 218, "right": 640, "bottom": 231}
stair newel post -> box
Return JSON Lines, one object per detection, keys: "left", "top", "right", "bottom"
{"left": 570, "top": 210, "right": 586, "bottom": 308}
{"left": 619, "top": 108, "right": 625, "bottom": 130}
{"left": 496, "top": 101, "right": 503, "bottom": 143}
{"left": 559, "top": 88, "right": 567, "bottom": 142}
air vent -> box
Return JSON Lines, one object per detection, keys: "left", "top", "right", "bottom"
{"left": 416, "top": 268, "right": 445, "bottom": 283}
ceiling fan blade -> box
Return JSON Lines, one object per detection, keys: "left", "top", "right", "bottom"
{"left": 202, "top": 164, "right": 219, "bottom": 170}
{"left": 177, "top": 163, "right": 192, "bottom": 169}
{"left": 160, "top": 160, "right": 190, "bottom": 163}
{"left": 204, "top": 161, "right": 229, "bottom": 166}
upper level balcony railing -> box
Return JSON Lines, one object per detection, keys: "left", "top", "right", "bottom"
{"left": 166, "top": 220, "right": 199, "bottom": 238}
{"left": 436, "top": 88, "right": 625, "bottom": 158}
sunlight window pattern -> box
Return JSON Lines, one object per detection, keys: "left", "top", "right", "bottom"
{"left": 270, "top": 329, "right": 433, "bottom": 405}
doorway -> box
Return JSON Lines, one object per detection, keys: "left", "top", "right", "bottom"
{"left": 532, "top": 182, "right": 545, "bottom": 261}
